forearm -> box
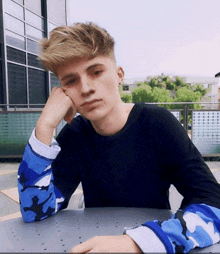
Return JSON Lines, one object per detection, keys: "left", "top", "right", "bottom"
{"left": 35, "top": 121, "right": 54, "bottom": 146}
{"left": 125, "top": 204, "right": 220, "bottom": 253}
{"left": 18, "top": 130, "right": 64, "bottom": 222}
{"left": 34, "top": 87, "right": 76, "bottom": 146}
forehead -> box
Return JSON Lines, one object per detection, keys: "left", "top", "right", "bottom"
{"left": 57, "top": 55, "right": 116, "bottom": 79}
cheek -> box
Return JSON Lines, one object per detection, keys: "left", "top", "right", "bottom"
{"left": 101, "top": 77, "right": 118, "bottom": 92}
{"left": 99, "top": 83, "right": 118, "bottom": 97}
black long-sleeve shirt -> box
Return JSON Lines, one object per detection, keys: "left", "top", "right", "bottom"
{"left": 18, "top": 103, "right": 220, "bottom": 253}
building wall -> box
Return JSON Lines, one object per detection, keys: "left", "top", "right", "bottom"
{"left": 0, "top": 0, "right": 67, "bottom": 110}
{"left": 218, "top": 86, "right": 220, "bottom": 110}
{"left": 184, "top": 76, "right": 220, "bottom": 109}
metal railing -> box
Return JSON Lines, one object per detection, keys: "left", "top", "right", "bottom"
{"left": 0, "top": 102, "right": 220, "bottom": 157}
{"left": 144, "top": 102, "right": 220, "bottom": 132}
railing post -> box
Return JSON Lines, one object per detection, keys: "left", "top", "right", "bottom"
{"left": 183, "top": 104, "right": 189, "bottom": 133}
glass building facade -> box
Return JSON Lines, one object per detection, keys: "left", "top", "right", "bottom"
{"left": 0, "top": 0, "right": 67, "bottom": 157}
{"left": 0, "top": 0, "right": 67, "bottom": 110}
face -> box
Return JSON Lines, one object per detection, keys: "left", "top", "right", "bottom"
{"left": 57, "top": 55, "right": 124, "bottom": 122}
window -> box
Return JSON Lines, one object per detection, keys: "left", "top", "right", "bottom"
{"left": 5, "top": 0, "right": 24, "bottom": 20}
{"left": 4, "top": 0, "right": 67, "bottom": 110}
{"left": 27, "top": 39, "right": 40, "bottom": 54}
{"left": 26, "top": 24, "right": 44, "bottom": 41}
{"left": 8, "top": 63, "right": 27, "bottom": 107}
{"left": 50, "top": 73, "right": 61, "bottom": 90}
{"left": 48, "top": 22, "right": 57, "bottom": 34}
{"left": 5, "top": 30, "right": 26, "bottom": 50}
{"left": 7, "top": 46, "right": 26, "bottom": 64}
{"left": 5, "top": 14, "right": 25, "bottom": 35}
{"left": 14, "top": 0, "right": 24, "bottom": 5}
{"left": 24, "top": 0, "right": 42, "bottom": 16}
{"left": 123, "top": 85, "right": 129, "bottom": 91}
{"left": 25, "top": 9, "right": 44, "bottom": 30}
{"left": 0, "top": 22, "right": 2, "bottom": 43}
{"left": 28, "top": 68, "right": 47, "bottom": 108}
{"left": 0, "top": 61, "right": 3, "bottom": 106}
{"left": 47, "top": 0, "right": 66, "bottom": 26}
{"left": 28, "top": 53, "right": 43, "bottom": 69}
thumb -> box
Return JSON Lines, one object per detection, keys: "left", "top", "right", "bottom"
{"left": 70, "top": 242, "right": 93, "bottom": 253}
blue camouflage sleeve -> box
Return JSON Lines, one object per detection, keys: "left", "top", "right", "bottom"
{"left": 18, "top": 143, "right": 66, "bottom": 223}
{"left": 143, "top": 203, "right": 220, "bottom": 253}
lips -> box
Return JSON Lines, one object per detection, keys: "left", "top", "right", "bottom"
{"left": 81, "top": 99, "right": 102, "bottom": 107}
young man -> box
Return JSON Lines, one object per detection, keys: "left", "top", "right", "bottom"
{"left": 18, "top": 22, "right": 220, "bottom": 253}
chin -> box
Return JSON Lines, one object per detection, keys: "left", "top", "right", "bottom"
{"left": 80, "top": 107, "right": 108, "bottom": 122}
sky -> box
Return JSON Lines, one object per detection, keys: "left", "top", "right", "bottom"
{"left": 67, "top": 0, "right": 220, "bottom": 80}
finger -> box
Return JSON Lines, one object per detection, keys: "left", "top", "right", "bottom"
{"left": 70, "top": 242, "right": 93, "bottom": 254}
{"left": 64, "top": 106, "right": 76, "bottom": 124}
{"left": 50, "top": 86, "right": 59, "bottom": 94}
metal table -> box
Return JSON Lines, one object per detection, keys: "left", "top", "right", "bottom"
{"left": 0, "top": 207, "right": 220, "bottom": 253}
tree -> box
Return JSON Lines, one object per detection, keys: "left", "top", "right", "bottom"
{"left": 148, "top": 78, "right": 160, "bottom": 88}
{"left": 151, "top": 87, "right": 173, "bottom": 109}
{"left": 192, "top": 84, "right": 209, "bottom": 97}
{"left": 121, "top": 75, "right": 209, "bottom": 109}
{"left": 120, "top": 93, "right": 132, "bottom": 103}
{"left": 174, "top": 87, "right": 203, "bottom": 109}
{"left": 132, "top": 85, "right": 153, "bottom": 103}
{"left": 121, "top": 75, "right": 210, "bottom": 125}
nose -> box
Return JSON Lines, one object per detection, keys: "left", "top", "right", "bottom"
{"left": 80, "top": 79, "right": 95, "bottom": 97}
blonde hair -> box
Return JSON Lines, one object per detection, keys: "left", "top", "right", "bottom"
{"left": 38, "top": 22, "right": 115, "bottom": 74}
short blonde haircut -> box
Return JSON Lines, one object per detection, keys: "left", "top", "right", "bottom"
{"left": 38, "top": 22, "right": 115, "bottom": 74}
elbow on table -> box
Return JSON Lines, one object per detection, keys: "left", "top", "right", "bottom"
{"left": 21, "top": 209, "right": 37, "bottom": 223}
{"left": 20, "top": 206, "right": 55, "bottom": 223}
{"left": 19, "top": 190, "right": 58, "bottom": 223}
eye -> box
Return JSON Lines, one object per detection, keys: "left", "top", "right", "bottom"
{"left": 65, "top": 78, "right": 76, "bottom": 86}
{"left": 93, "top": 70, "right": 103, "bottom": 76}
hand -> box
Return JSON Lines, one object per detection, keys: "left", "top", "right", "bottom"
{"left": 70, "top": 235, "right": 142, "bottom": 253}
{"left": 38, "top": 87, "right": 76, "bottom": 129}
{"left": 36, "top": 87, "right": 76, "bottom": 145}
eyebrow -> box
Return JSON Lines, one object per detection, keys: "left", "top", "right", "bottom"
{"left": 61, "top": 63, "right": 105, "bottom": 81}
{"left": 87, "top": 63, "right": 104, "bottom": 71}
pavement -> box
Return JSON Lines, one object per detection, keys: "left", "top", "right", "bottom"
{"left": 0, "top": 162, "right": 84, "bottom": 222}
{"left": 0, "top": 161, "right": 220, "bottom": 222}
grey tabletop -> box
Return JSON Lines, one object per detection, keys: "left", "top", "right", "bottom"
{"left": 0, "top": 207, "right": 220, "bottom": 253}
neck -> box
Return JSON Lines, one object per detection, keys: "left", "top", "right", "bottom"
{"left": 91, "top": 102, "right": 134, "bottom": 136}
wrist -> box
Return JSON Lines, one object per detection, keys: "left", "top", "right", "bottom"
{"left": 121, "top": 235, "right": 142, "bottom": 253}
{"left": 29, "top": 129, "right": 61, "bottom": 159}
{"left": 36, "top": 122, "right": 55, "bottom": 146}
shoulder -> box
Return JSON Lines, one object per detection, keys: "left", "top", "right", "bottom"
{"left": 135, "top": 103, "right": 176, "bottom": 124}
{"left": 134, "top": 103, "right": 185, "bottom": 140}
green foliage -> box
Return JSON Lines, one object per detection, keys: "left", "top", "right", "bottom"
{"left": 166, "top": 82, "right": 176, "bottom": 90}
{"left": 174, "top": 76, "right": 188, "bottom": 89}
{"left": 128, "top": 75, "right": 209, "bottom": 108}
{"left": 132, "top": 85, "right": 152, "bottom": 103}
{"left": 149, "top": 78, "right": 159, "bottom": 88}
{"left": 119, "top": 85, "right": 132, "bottom": 103}
{"left": 131, "top": 84, "right": 174, "bottom": 109}
{"left": 151, "top": 87, "right": 172, "bottom": 103}
{"left": 151, "top": 87, "right": 174, "bottom": 109}
{"left": 175, "top": 87, "right": 203, "bottom": 109}
{"left": 192, "top": 84, "right": 209, "bottom": 96}
{"left": 120, "top": 93, "right": 132, "bottom": 103}
{"left": 137, "top": 81, "right": 146, "bottom": 87}
{"left": 119, "top": 86, "right": 122, "bottom": 93}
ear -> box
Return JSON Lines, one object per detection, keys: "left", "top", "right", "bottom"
{"left": 117, "top": 66, "right": 125, "bottom": 86}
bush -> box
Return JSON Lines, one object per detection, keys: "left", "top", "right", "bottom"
{"left": 120, "top": 93, "right": 132, "bottom": 103}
